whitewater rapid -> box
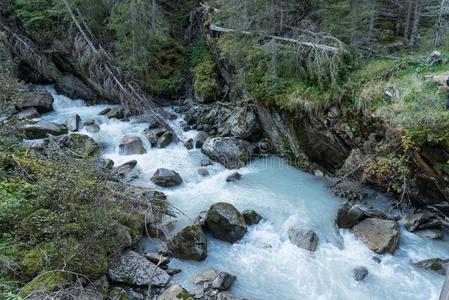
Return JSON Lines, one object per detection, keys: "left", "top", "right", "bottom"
{"left": 38, "top": 86, "right": 449, "bottom": 300}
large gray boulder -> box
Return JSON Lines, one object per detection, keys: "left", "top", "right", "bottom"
{"left": 107, "top": 251, "right": 170, "bottom": 286}
{"left": 66, "top": 114, "right": 81, "bottom": 132}
{"left": 225, "top": 107, "right": 259, "bottom": 140}
{"left": 195, "top": 131, "right": 209, "bottom": 149}
{"left": 22, "top": 121, "right": 68, "bottom": 139}
{"left": 351, "top": 218, "right": 400, "bottom": 254}
{"left": 151, "top": 168, "right": 183, "bottom": 187}
{"left": 288, "top": 228, "right": 319, "bottom": 251}
{"left": 119, "top": 136, "right": 146, "bottom": 155}
{"left": 55, "top": 74, "right": 96, "bottom": 100}
{"left": 205, "top": 202, "right": 247, "bottom": 243}
{"left": 158, "top": 284, "right": 194, "bottom": 300}
{"left": 157, "top": 131, "right": 174, "bottom": 148}
{"left": 167, "top": 224, "right": 207, "bottom": 261}
{"left": 201, "top": 137, "right": 251, "bottom": 169}
{"left": 403, "top": 213, "right": 433, "bottom": 232}
{"left": 14, "top": 89, "right": 53, "bottom": 113}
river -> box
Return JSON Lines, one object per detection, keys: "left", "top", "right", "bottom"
{"left": 39, "top": 86, "right": 449, "bottom": 300}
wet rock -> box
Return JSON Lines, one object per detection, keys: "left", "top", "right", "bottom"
{"left": 226, "top": 172, "right": 241, "bottom": 182}
{"left": 16, "top": 107, "right": 39, "bottom": 120}
{"left": 22, "top": 121, "right": 68, "bottom": 139}
{"left": 167, "top": 224, "right": 207, "bottom": 261}
{"left": 198, "top": 168, "right": 210, "bottom": 177}
{"left": 242, "top": 210, "right": 262, "bottom": 225}
{"left": 158, "top": 131, "right": 174, "bottom": 148}
{"left": 166, "top": 268, "right": 182, "bottom": 276}
{"left": 145, "top": 128, "right": 166, "bottom": 146}
{"left": 66, "top": 114, "right": 81, "bottom": 132}
{"left": 288, "top": 228, "right": 319, "bottom": 251}
{"left": 205, "top": 202, "right": 247, "bottom": 243}
{"left": 194, "top": 211, "right": 207, "bottom": 227}
{"left": 195, "top": 131, "right": 209, "bottom": 148}
{"left": 192, "top": 269, "right": 219, "bottom": 285}
{"left": 415, "top": 258, "right": 449, "bottom": 275}
{"left": 114, "top": 160, "right": 137, "bottom": 177}
{"left": 201, "top": 159, "right": 212, "bottom": 167}
{"left": 403, "top": 213, "right": 433, "bottom": 232}
{"left": 201, "top": 137, "right": 251, "bottom": 169}
{"left": 211, "top": 272, "right": 236, "bottom": 290}
{"left": 63, "top": 134, "right": 101, "bottom": 157}
{"left": 98, "top": 108, "right": 111, "bottom": 115}
{"left": 107, "top": 108, "right": 125, "bottom": 119}
{"left": 225, "top": 107, "right": 260, "bottom": 140}
{"left": 415, "top": 229, "right": 443, "bottom": 240}
{"left": 55, "top": 74, "right": 96, "bottom": 100}
{"left": 158, "top": 284, "right": 194, "bottom": 300}
{"left": 104, "top": 159, "right": 114, "bottom": 169}
{"left": 147, "top": 220, "right": 177, "bottom": 241}
{"left": 335, "top": 203, "right": 365, "bottom": 229}
{"left": 151, "top": 168, "right": 183, "bottom": 187}
{"left": 15, "top": 89, "right": 54, "bottom": 113}
{"left": 83, "top": 119, "right": 95, "bottom": 126}
{"left": 107, "top": 251, "right": 170, "bottom": 286}
{"left": 351, "top": 218, "right": 400, "bottom": 254}
{"left": 185, "top": 138, "right": 194, "bottom": 150}
{"left": 372, "top": 256, "right": 382, "bottom": 264}
{"left": 143, "top": 252, "right": 170, "bottom": 266}
{"left": 85, "top": 123, "right": 100, "bottom": 133}
{"left": 119, "top": 136, "right": 146, "bottom": 155}
{"left": 353, "top": 266, "right": 369, "bottom": 281}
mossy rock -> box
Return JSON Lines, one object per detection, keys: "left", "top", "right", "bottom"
{"left": 63, "top": 133, "right": 101, "bottom": 157}
{"left": 109, "top": 287, "right": 130, "bottom": 300}
{"left": 19, "top": 271, "right": 67, "bottom": 298}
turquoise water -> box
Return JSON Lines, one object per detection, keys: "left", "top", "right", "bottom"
{"left": 39, "top": 86, "right": 449, "bottom": 300}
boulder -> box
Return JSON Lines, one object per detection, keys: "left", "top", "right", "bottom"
{"left": 107, "top": 251, "right": 169, "bottom": 286}
{"left": 226, "top": 172, "right": 241, "bottom": 182}
{"left": 288, "top": 228, "right": 319, "bottom": 251}
{"left": 211, "top": 272, "right": 236, "bottom": 290}
{"left": 114, "top": 160, "right": 137, "bottom": 177}
{"left": 335, "top": 203, "right": 365, "bottom": 229}
{"left": 16, "top": 107, "right": 39, "bottom": 120}
{"left": 15, "top": 89, "right": 53, "bottom": 113}
{"left": 351, "top": 218, "right": 400, "bottom": 254}
{"left": 158, "top": 131, "right": 174, "bottom": 148}
{"left": 415, "top": 258, "right": 449, "bottom": 275}
{"left": 63, "top": 134, "right": 101, "bottom": 157}
{"left": 107, "top": 108, "right": 125, "bottom": 119}
{"left": 403, "top": 213, "right": 433, "bottom": 232}
{"left": 197, "top": 168, "right": 210, "bottom": 177}
{"left": 195, "top": 131, "right": 209, "bottom": 149}
{"left": 145, "top": 128, "right": 166, "bottom": 146}
{"left": 85, "top": 124, "right": 100, "bottom": 133}
{"left": 98, "top": 108, "right": 111, "bottom": 116}
{"left": 201, "top": 137, "right": 251, "bottom": 169}
{"left": 66, "top": 114, "right": 81, "bottom": 132}
{"left": 151, "top": 168, "right": 183, "bottom": 187}
{"left": 225, "top": 107, "right": 259, "bottom": 140}
{"left": 242, "top": 210, "right": 262, "bottom": 225}
{"left": 193, "top": 269, "right": 219, "bottom": 285}
{"left": 119, "top": 136, "right": 146, "bottom": 155}
{"left": 167, "top": 224, "right": 207, "bottom": 261}
{"left": 55, "top": 74, "right": 96, "bottom": 100}
{"left": 158, "top": 284, "right": 194, "bottom": 300}
{"left": 353, "top": 266, "right": 369, "bottom": 281}
{"left": 185, "top": 138, "right": 194, "bottom": 150}
{"left": 22, "top": 121, "right": 68, "bottom": 139}
{"left": 205, "top": 202, "right": 247, "bottom": 243}
{"left": 415, "top": 229, "right": 443, "bottom": 240}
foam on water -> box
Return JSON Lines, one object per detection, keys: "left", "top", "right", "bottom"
{"left": 39, "top": 86, "right": 448, "bottom": 300}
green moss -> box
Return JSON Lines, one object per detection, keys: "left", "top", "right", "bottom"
{"left": 21, "top": 246, "right": 50, "bottom": 277}
{"left": 63, "top": 134, "right": 101, "bottom": 157}
{"left": 19, "top": 271, "right": 66, "bottom": 298}
{"left": 109, "top": 287, "right": 130, "bottom": 300}
{"left": 193, "top": 60, "right": 220, "bottom": 103}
